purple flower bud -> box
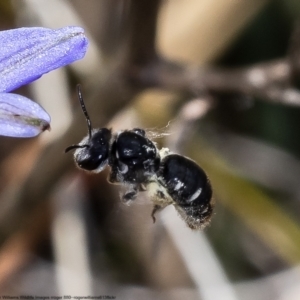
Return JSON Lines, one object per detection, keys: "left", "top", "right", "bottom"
{"left": 0, "top": 26, "right": 88, "bottom": 93}
{"left": 0, "top": 26, "right": 88, "bottom": 137}
{"left": 0, "top": 92, "right": 50, "bottom": 137}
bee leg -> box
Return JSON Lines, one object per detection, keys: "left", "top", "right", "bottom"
{"left": 139, "top": 183, "right": 147, "bottom": 191}
{"left": 151, "top": 204, "right": 163, "bottom": 223}
{"left": 121, "top": 184, "right": 138, "bottom": 204}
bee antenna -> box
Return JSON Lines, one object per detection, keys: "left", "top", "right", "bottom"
{"left": 77, "top": 84, "right": 92, "bottom": 139}
{"left": 65, "top": 144, "right": 89, "bottom": 153}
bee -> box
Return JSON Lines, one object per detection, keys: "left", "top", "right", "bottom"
{"left": 66, "top": 85, "right": 213, "bottom": 229}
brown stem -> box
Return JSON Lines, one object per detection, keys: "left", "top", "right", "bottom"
{"left": 130, "top": 57, "right": 300, "bottom": 106}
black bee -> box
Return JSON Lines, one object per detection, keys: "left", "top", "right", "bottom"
{"left": 66, "top": 85, "right": 213, "bottom": 229}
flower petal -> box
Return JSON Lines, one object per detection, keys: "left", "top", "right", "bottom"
{"left": 0, "top": 92, "right": 50, "bottom": 137}
{"left": 0, "top": 26, "right": 88, "bottom": 92}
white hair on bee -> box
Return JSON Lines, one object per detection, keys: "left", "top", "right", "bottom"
{"left": 145, "top": 120, "right": 174, "bottom": 140}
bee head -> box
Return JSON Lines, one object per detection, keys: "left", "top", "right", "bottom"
{"left": 65, "top": 85, "right": 111, "bottom": 173}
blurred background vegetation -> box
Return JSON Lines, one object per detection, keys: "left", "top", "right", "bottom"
{"left": 0, "top": 0, "right": 300, "bottom": 299}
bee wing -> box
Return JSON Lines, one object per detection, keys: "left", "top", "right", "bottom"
{"left": 145, "top": 121, "right": 173, "bottom": 140}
